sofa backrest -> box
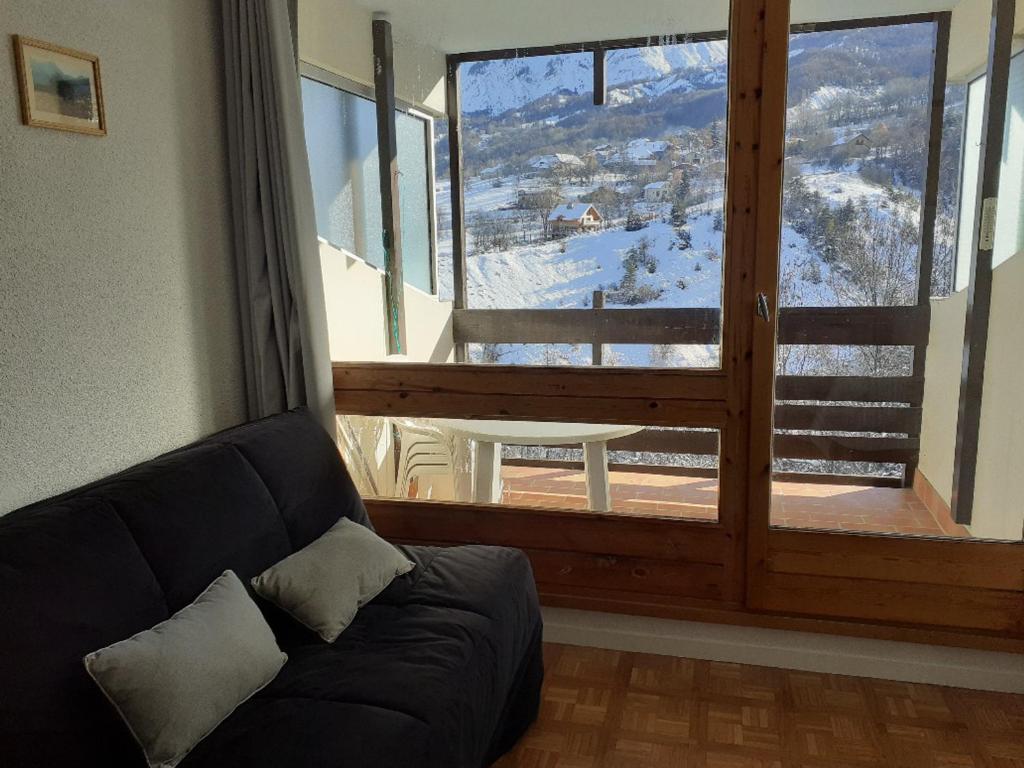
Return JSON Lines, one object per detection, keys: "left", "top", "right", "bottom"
{"left": 0, "top": 408, "right": 368, "bottom": 766}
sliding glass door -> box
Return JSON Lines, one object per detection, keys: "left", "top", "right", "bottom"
{"left": 746, "top": 0, "right": 1024, "bottom": 640}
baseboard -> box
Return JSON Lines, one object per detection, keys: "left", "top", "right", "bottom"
{"left": 541, "top": 606, "right": 1024, "bottom": 693}
{"left": 913, "top": 469, "right": 970, "bottom": 537}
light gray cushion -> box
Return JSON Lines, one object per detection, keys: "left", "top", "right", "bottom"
{"left": 83, "top": 570, "right": 287, "bottom": 768}
{"left": 252, "top": 517, "right": 415, "bottom": 642}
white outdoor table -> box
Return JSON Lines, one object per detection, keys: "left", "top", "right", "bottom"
{"left": 434, "top": 419, "right": 643, "bottom": 512}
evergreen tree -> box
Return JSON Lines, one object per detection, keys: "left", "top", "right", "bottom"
{"left": 670, "top": 200, "right": 688, "bottom": 230}
{"left": 625, "top": 210, "right": 646, "bottom": 232}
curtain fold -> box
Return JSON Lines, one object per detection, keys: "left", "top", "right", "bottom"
{"left": 222, "top": 0, "right": 335, "bottom": 434}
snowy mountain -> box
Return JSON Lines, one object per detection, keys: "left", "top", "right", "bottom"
{"left": 460, "top": 40, "right": 728, "bottom": 116}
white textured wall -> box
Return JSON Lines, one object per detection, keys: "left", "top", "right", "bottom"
{"left": 299, "top": 0, "right": 445, "bottom": 113}
{"left": 917, "top": 291, "right": 967, "bottom": 504}
{"left": 918, "top": 255, "right": 1024, "bottom": 539}
{"left": 972, "top": 254, "right": 1024, "bottom": 540}
{"left": 948, "top": 0, "right": 1024, "bottom": 82}
{"left": 319, "top": 241, "right": 454, "bottom": 363}
{"left": 0, "top": 0, "right": 246, "bottom": 514}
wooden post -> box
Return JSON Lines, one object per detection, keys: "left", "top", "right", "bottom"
{"left": 952, "top": 0, "right": 1015, "bottom": 524}
{"left": 446, "top": 57, "right": 469, "bottom": 362}
{"left": 591, "top": 289, "right": 604, "bottom": 365}
{"left": 725, "top": 0, "right": 790, "bottom": 607}
{"left": 593, "top": 48, "right": 606, "bottom": 106}
{"left": 904, "top": 12, "right": 951, "bottom": 488}
{"left": 372, "top": 18, "right": 406, "bottom": 355}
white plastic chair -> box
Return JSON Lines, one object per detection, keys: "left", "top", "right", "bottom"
{"left": 392, "top": 419, "right": 459, "bottom": 499}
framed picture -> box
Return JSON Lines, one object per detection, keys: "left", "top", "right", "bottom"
{"left": 12, "top": 35, "right": 106, "bottom": 136}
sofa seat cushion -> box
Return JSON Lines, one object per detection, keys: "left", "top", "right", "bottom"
{"left": 187, "top": 545, "right": 540, "bottom": 768}
{"left": 181, "top": 698, "right": 428, "bottom": 768}
{"left": 375, "top": 544, "right": 540, "bottom": 663}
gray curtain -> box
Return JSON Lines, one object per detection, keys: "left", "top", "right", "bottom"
{"left": 222, "top": 0, "right": 335, "bottom": 434}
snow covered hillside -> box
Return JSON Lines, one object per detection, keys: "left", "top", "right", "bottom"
{"left": 460, "top": 40, "right": 727, "bottom": 116}
{"left": 431, "top": 21, "right": 950, "bottom": 373}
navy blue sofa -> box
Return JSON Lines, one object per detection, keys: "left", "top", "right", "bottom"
{"left": 0, "top": 409, "right": 543, "bottom": 767}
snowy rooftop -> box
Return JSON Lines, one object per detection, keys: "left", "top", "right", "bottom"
{"left": 528, "top": 153, "right": 584, "bottom": 169}
{"left": 547, "top": 203, "right": 597, "bottom": 222}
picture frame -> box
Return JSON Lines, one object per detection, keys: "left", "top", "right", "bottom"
{"left": 12, "top": 35, "right": 106, "bottom": 136}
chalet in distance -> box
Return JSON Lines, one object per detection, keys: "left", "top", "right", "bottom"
{"left": 546, "top": 202, "right": 603, "bottom": 237}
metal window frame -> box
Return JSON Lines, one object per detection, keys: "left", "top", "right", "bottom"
{"left": 298, "top": 61, "right": 439, "bottom": 296}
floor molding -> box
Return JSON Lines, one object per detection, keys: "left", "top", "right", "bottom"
{"left": 542, "top": 606, "right": 1024, "bottom": 693}
{"left": 913, "top": 468, "right": 970, "bottom": 537}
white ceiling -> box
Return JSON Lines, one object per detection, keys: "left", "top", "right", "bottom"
{"left": 354, "top": 0, "right": 956, "bottom": 54}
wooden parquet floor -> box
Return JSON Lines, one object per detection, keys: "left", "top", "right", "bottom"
{"left": 493, "top": 643, "right": 1024, "bottom": 768}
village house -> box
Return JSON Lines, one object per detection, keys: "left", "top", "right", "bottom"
{"left": 829, "top": 131, "right": 872, "bottom": 160}
{"left": 643, "top": 181, "right": 673, "bottom": 202}
{"left": 527, "top": 152, "right": 584, "bottom": 172}
{"left": 546, "top": 202, "right": 603, "bottom": 237}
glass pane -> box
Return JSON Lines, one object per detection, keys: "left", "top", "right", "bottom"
{"left": 337, "top": 415, "right": 720, "bottom": 522}
{"left": 954, "top": 76, "right": 985, "bottom": 291}
{"left": 396, "top": 112, "right": 434, "bottom": 293}
{"left": 435, "top": 32, "right": 730, "bottom": 368}
{"left": 302, "top": 77, "right": 382, "bottom": 267}
{"left": 930, "top": 80, "right": 966, "bottom": 298}
{"left": 994, "top": 53, "right": 1024, "bottom": 266}
{"left": 301, "top": 76, "right": 434, "bottom": 293}
{"left": 769, "top": 14, "right": 1024, "bottom": 543}
{"left": 771, "top": 18, "right": 956, "bottom": 537}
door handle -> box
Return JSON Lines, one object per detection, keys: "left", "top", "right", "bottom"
{"left": 756, "top": 292, "right": 771, "bottom": 323}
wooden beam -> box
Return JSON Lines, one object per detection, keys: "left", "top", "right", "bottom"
{"left": 760, "top": 572, "right": 1023, "bottom": 634}
{"left": 775, "top": 375, "right": 924, "bottom": 404}
{"left": 593, "top": 48, "right": 606, "bottom": 106}
{"left": 445, "top": 57, "right": 468, "bottom": 361}
{"left": 905, "top": 12, "right": 951, "bottom": 486}
{"left": 773, "top": 435, "right": 918, "bottom": 464}
{"left": 952, "top": 0, "right": 1016, "bottom": 524}
{"left": 768, "top": 528, "right": 1024, "bottom": 592}
{"left": 724, "top": 0, "right": 790, "bottom": 605}
{"left": 452, "top": 307, "right": 720, "bottom": 345}
{"left": 366, "top": 498, "right": 730, "bottom": 562}
{"left": 371, "top": 19, "right": 406, "bottom": 355}
{"left": 451, "top": 306, "right": 929, "bottom": 347}
{"left": 774, "top": 404, "right": 922, "bottom": 434}
{"left": 591, "top": 290, "right": 604, "bottom": 365}
{"left": 333, "top": 362, "right": 728, "bottom": 427}
{"left": 777, "top": 306, "right": 929, "bottom": 346}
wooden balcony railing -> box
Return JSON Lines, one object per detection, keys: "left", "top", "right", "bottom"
{"left": 453, "top": 301, "right": 928, "bottom": 486}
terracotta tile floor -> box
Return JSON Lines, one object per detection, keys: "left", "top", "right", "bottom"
{"left": 493, "top": 643, "right": 1024, "bottom": 768}
{"left": 500, "top": 466, "right": 969, "bottom": 538}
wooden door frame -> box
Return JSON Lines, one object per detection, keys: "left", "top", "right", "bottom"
{"left": 337, "top": 0, "right": 786, "bottom": 608}
{"left": 744, "top": 1, "right": 1024, "bottom": 640}
{"left": 335, "top": 3, "right": 1024, "bottom": 649}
